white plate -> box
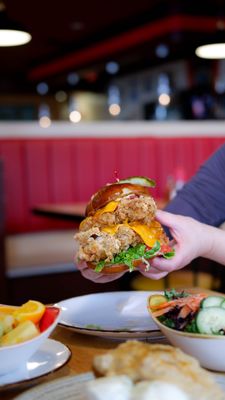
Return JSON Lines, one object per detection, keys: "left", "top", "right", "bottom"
{"left": 13, "top": 372, "right": 225, "bottom": 400}
{"left": 55, "top": 291, "right": 162, "bottom": 339}
{"left": 0, "top": 339, "right": 71, "bottom": 390}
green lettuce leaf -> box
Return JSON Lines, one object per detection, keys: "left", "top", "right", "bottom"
{"left": 94, "top": 241, "right": 162, "bottom": 273}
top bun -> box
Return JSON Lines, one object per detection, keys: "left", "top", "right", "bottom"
{"left": 85, "top": 182, "right": 150, "bottom": 216}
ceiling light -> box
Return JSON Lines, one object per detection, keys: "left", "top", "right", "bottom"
{"left": 195, "top": 43, "right": 225, "bottom": 59}
{"left": 0, "top": 10, "right": 31, "bottom": 47}
{"left": 109, "top": 103, "right": 121, "bottom": 116}
{"left": 67, "top": 72, "right": 79, "bottom": 85}
{"left": 69, "top": 110, "right": 82, "bottom": 123}
{"left": 36, "top": 82, "right": 49, "bottom": 95}
{"left": 105, "top": 61, "right": 119, "bottom": 74}
{"left": 39, "top": 116, "right": 51, "bottom": 128}
{"left": 55, "top": 91, "right": 67, "bottom": 102}
{"left": 0, "top": 29, "right": 31, "bottom": 46}
{"left": 155, "top": 44, "right": 169, "bottom": 58}
{"left": 158, "top": 93, "right": 171, "bottom": 106}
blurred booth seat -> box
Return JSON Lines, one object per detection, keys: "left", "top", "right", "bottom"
{"left": 0, "top": 159, "right": 7, "bottom": 302}
{"left": 5, "top": 230, "right": 76, "bottom": 278}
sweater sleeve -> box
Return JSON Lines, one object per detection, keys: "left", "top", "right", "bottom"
{"left": 164, "top": 143, "right": 225, "bottom": 227}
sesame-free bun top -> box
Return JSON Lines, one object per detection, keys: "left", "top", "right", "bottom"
{"left": 85, "top": 182, "right": 151, "bottom": 217}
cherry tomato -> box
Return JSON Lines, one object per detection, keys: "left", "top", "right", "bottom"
{"left": 161, "top": 244, "right": 173, "bottom": 253}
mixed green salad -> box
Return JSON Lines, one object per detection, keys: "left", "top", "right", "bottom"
{"left": 149, "top": 289, "right": 225, "bottom": 335}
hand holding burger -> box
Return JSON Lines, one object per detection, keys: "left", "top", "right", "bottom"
{"left": 75, "top": 176, "right": 174, "bottom": 281}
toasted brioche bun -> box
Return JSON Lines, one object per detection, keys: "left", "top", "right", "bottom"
{"left": 86, "top": 259, "right": 143, "bottom": 274}
{"left": 85, "top": 182, "right": 150, "bottom": 216}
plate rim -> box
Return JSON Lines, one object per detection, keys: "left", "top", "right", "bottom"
{"left": 12, "top": 371, "right": 225, "bottom": 400}
{"left": 12, "top": 372, "right": 94, "bottom": 400}
{"left": 0, "top": 338, "right": 72, "bottom": 391}
{"left": 56, "top": 290, "right": 161, "bottom": 338}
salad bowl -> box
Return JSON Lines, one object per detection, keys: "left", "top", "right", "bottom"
{"left": 147, "top": 290, "right": 225, "bottom": 371}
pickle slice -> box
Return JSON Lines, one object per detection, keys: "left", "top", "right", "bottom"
{"left": 118, "top": 176, "right": 156, "bottom": 187}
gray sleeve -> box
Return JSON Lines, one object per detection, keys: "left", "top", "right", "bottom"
{"left": 164, "top": 143, "right": 225, "bottom": 227}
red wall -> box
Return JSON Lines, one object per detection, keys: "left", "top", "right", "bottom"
{"left": 1, "top": 136, "right": 224, "bottom": 234}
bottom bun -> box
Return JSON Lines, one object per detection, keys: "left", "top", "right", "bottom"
{"left": 87, "top": 259, "right": 143, "bottom": 274}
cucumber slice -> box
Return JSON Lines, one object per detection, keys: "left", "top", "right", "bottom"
{"left": 201, "top": 296, "right": 225, "bottom": 308}
{"left": 196, "top": 307, "right": 225, "bottom": 334}
{"left": 221, "top": 300, "right": 225, "bottom": 309}
{"left": 118, "top": 176, "right": 156, "bottom": 188}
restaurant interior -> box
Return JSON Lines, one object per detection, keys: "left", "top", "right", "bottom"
{"left": 0, "top": 0, "right": 225, "bottom": 306}
{"left": 1, "top": 1, "right": 225, "bottom": 399}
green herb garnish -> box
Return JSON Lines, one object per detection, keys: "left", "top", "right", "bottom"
{"left": 164, "top": 288, "right": 190, "bottom": 301}
{"left": 85, "top": 324, "right": 102, "bottom": 330}
{"left": 163, "top": 249, "right": 175, "bottom": 259}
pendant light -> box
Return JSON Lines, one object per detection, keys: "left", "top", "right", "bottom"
{"left": 195, "top": 43, "right": 225, "bottom": 59}
{"left": 0, "top": 8, "right": 31, "bottom": 47}
{"left": 195, "top": 19, "right": 225, "bottom": 59}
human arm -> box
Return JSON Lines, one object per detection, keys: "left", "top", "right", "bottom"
{"left": 165, "top": 143, "right": 225, "bottom": 226}
{"left": 140, "top": 209, "right": 225, "bottom": 280}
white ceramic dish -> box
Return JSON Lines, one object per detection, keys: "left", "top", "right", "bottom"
{"left": 150, "top": 309, "right": 225, "bottom": 372}
{"left": 12, "top": 372, "right": 225, "bottom": 400}
{"left": 0, "top": 339, "right": 71, "bottom": 390}
{"left": 0, "top": 306, "right": 61, "bottom": 376}
{"left": 55, "top": 291, "right": 163, "bottom": 339}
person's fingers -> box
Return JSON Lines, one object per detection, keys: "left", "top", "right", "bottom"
{"left": 150, "top": 256, "right": 176, "bottom": 270}
{"left": 138, "top": 263, "right": 170, "bottom": 279}
{"left": 76, "top": 260, "right": 88, "bottom": 271}
{"left": 155, "top": 209, "right": 178, "bottom": 228}
{"left": 140, "top": 268, "right": 169, "bottom": 280}
{"left": 80, "top": 267, "right": 126, "bottom": 282}
{"left": 76, "top": 261, "right": 126, "bottom": 282}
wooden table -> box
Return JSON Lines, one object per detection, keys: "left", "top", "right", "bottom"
{"left": 1, "top": 326, "right": 124, "bottom": 400}
{"left": 32, "top": 199, "right": 167, "bottom": 223}
{"left": 1, "top": 288, "right": 224, "bottom": 399}
{"left": 32, "top": 203, "right": 87, "bottom": 223}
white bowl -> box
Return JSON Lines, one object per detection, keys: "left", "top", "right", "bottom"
{"left": 149, "top": 307, "right": 225, "bottom": 372}
{"left": 0, "top": 306, "right": 61, "bottom": 375}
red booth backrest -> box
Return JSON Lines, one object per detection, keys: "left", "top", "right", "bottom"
{"left": 0, "top": 136, "right": 224, "bottom": 234}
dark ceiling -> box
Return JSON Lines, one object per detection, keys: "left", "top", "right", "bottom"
{"left": 1, "top": 0, "right": 225, "bottom": 95}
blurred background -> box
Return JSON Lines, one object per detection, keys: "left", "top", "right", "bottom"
{"left": 1, "top": 0, "right": 225, "bottom": 304}
{"left": 1, "top": 0, "right": 225, "bottom": 124}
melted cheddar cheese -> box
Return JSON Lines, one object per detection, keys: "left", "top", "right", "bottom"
{"left": 129, "top": 222, "right": 159, "bottom": 247}
{"left": 94, "top": 201, "right": 119, "bottom": 217}
{"left": 80, "top": 200, "right": 161, "bottom": 248}
{"left": 79, "top": 201, "right": 119, "bottom": 230}
{"left": 102, "top": 221, "right": 161, "bottom": 247}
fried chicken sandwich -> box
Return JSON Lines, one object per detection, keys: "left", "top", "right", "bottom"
{"left": 75, "top": 176, "right": 174, "bottom": 274}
